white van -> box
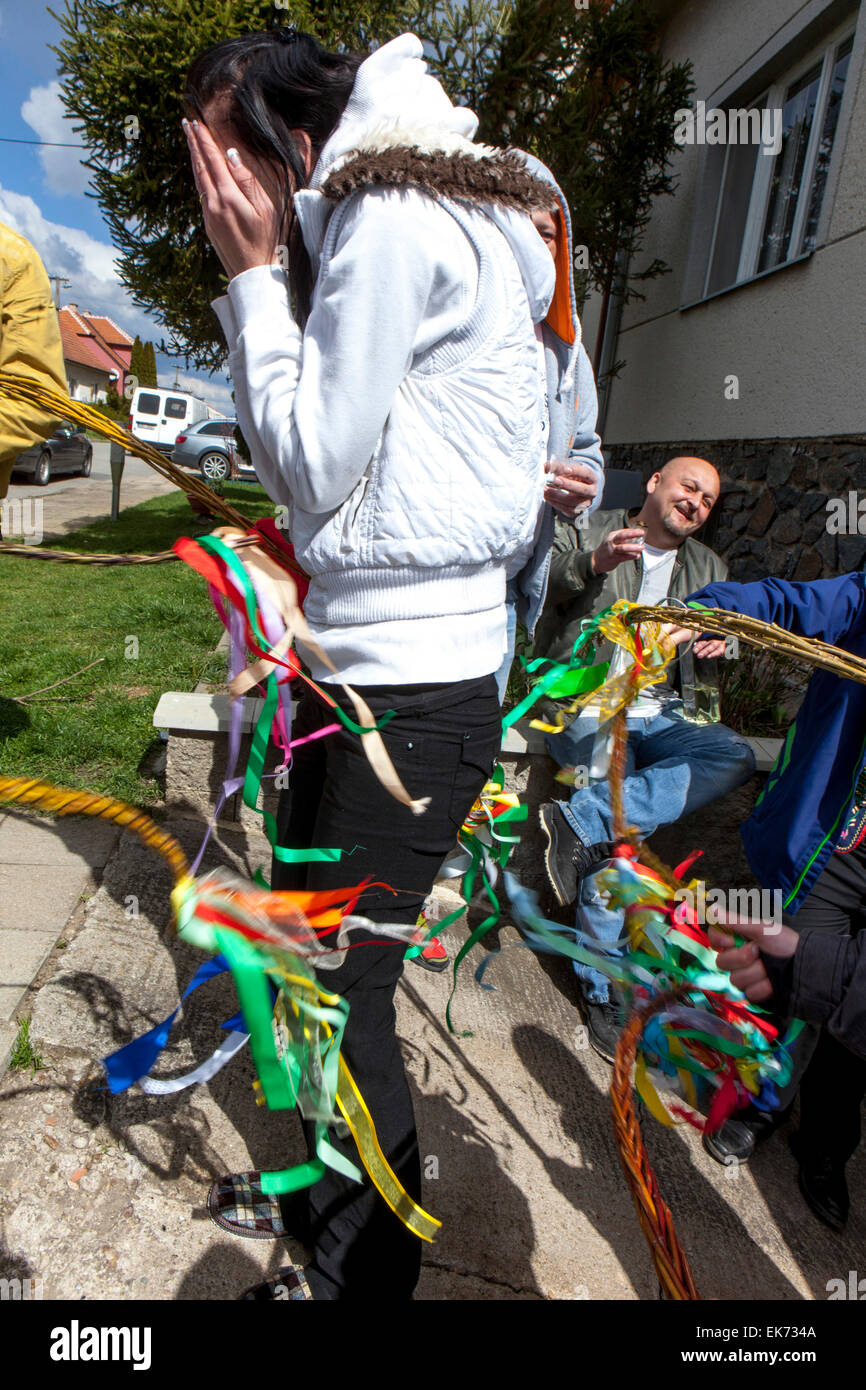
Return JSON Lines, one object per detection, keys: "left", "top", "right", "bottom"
{"left": 128, "top": 388, "right": 214, "bottom": 453}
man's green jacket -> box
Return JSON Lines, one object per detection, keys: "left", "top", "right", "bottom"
{"left": 533, "top": 508, "right": 728, "bottom": 724}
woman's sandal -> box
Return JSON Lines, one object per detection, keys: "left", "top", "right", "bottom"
{"left": 207, "top": 1170, "right": 288, "bottom": 1240}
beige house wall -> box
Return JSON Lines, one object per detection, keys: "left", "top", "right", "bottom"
{"left": 602, "top": 0, "right": 866, "bottom": 445}
{"left": 65, "top": 362, "right": 110, "bottom": 404}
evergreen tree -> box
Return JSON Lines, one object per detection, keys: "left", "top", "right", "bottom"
{"left": 51, "top": 0, "right": 691, "bottom": 380}
{"left": 92, "top": 383, "right": 129, "bottom": 424}
{"left": 475, "top": 0, "right": 693, "bottom": 368}
{"left": 418, "top": 0, "right": 514, "bottom": 112}
{"left": 128, "top": 334, "right": 145, "bottom": 386}
{"left": 49, "top": 0, "right": 417, "bottom": 373}
{"left": 141, "top": 340, "right": 158, "bottom": 387}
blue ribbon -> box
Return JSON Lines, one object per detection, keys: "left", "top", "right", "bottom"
{"left": 103, "top": 955, "right": 234, "bottom": 1093}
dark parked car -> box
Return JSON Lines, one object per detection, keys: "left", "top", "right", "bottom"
{"left": 171, "top": 417, "right": 255, "bottom": 483}
{"left": 13, "top": 422, "right": 92, "bottom": 485}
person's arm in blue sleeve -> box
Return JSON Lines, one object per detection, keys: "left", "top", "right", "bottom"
{"left": 686, "top": 572, "right": 866, "bottom": 648}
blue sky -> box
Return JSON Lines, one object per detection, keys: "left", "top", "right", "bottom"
{"left": 0, "top": 2, "right": 233, "bottom": 412}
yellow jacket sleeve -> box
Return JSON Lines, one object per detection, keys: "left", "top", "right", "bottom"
{"left": 0, "top": 224, "right": 69, "bottom": 469}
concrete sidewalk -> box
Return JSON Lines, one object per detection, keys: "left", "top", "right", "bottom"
{"left": 0, "top": 790, "right": 860, "bottom": 1301}
{"left": 0, "top": 810, "right": 120, "bottom": 1072}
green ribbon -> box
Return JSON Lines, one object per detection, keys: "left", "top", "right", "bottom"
{"left": 196, "top": 538, "right": 376, "bottom": 867}
{"left": 502, "top": 612, "right": 609, "bottom": 730}
{"left": 212, "top": 924, "right": 362, "bottom": 1191}
{"left": 506, "top": 871, "right": 802, "bottom": 1093}
{"left": 405, "top": 765, "right": 531, "bottom": 1030}
{"left": 444, "top": 848, "right": 501, "bottom": 1034}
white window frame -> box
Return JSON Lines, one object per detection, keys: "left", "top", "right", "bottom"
{"left": 700, "top": 102, "right": 764, "bottom": 298}
{"left": 697, "top": 15, "right": 856, "bottom": 301}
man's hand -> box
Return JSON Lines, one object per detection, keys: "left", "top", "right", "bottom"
{"left": 183, "top": 118, "right": 284, "bottom": 281}
{"left": 544, "top": 460, "right": 598, "bottom": 518}
{"left": 658, "top": 621, "right": 726, "bottom": 660}
{"left": 707, "top": 915, "right": 799, "bottom": 1003}
{"left": 591, "top": 527, "right": 646, "bottom": 575}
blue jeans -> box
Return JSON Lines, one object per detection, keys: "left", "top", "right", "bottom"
{"left": 545, "top": 706, "right": 756, "bottom": 1002}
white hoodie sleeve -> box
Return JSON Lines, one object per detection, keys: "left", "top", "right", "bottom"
{"left": 212, "top": 188, "right": 477, "bottom": 515}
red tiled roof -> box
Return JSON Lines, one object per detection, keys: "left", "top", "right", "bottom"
{"left": 58, "top": 306, "right": 135, "bottom": 392}
{"left": 83, "top": 314, "right": 133, "bottom": 347}
{"left": 58, "top": 309, "right": 110, "bottom": 376}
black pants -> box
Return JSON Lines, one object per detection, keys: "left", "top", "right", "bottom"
{"left": 778, "top": 845, "right": 866, "bottom": 1165}
{"left": 272, "top": 675, "right": 501, "bottom": 1299}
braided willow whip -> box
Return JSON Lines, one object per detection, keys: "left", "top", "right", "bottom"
{"left": 605, "top": 707, "right": 699, "bottom": 1298}
{"left": 0, "top": 542, "right": 177, "bottom": 564}
{"left": 0, "top": 775, "right": 189, "bottom": 921}
{"left": 602, "top": 597, "right": 866, "bottom": 1301}
{"left": 628, "top": 603, "right": 866, "bottom": 685}
{"left": 611, "top": 986, "right": 701, "bottom": 1300}
{"left": 0, "top": 532, "right": 266, "bottom": 566}
{"left": 0, "top": 375, "right": 304, "bottom": 578}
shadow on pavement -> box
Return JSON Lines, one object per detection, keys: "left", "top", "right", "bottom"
{"left": 514, "top": 1023, "right": 803, "bottom": 1300}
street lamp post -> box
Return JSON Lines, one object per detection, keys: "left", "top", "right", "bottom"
{"left": 107, "top": 373, "right": 125, "bottom": 521}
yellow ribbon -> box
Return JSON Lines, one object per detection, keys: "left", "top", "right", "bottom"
{"left": 272, "top": 967, "right": 441, "bottom": 1242}
{"left": 530, "top": 600, "right": 679, "bottom": 732}
{"left": 336, "top": 1056, "right": 441, "bottom": 1242}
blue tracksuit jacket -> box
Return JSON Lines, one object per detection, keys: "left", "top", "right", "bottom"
{"left": 687, "top": 572, "right": 866, "bottom": 915}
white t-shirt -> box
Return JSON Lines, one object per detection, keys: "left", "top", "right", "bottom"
{"left": 637, "top": 543, "right": 677, "bottom": 607}
{"left": 581, "top": 543, "right": 678, "bottom": 721}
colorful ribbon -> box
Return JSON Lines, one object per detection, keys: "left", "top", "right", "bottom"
{"left": 103, "top": 869, "right": 440, "bottom": 1238}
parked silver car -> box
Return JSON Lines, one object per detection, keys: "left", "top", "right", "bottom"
{"left": 171, "top": 417, "right": 255, "bottom": 482}
{"left": 12, "top": 422, "right": 92, "bottom": 485}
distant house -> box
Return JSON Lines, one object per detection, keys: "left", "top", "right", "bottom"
{"left": 58, "top": 305, "right": 133, "bottom": 403}
{"left": 583, "top": 0, "right": 866, "bottom": 582}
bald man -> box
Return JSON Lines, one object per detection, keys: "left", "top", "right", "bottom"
{"left": 533, "top": 456, "right": 756, "bottom": 1060}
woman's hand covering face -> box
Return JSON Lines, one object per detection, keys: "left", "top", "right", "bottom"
{"left": 183, "top": 117, "right": 286, "bottom": 281}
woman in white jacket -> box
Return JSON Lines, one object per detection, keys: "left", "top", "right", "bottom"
{"left": 183, "top": 27, "right": 555, "bottom": 1300}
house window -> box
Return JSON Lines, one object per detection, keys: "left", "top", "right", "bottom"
{"left": 700, "top": 28, "right": 854, "bottom": 299}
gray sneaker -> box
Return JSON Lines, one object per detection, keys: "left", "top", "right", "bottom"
{"left": 538, "top": 803, "right": 614, "bottom": 907}
{"left": 585, "top": 996, "right": 622, "bottom": 1064}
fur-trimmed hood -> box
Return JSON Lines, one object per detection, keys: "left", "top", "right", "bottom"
{"left": 293, "top": 33, "right": 555, "bottom": 323}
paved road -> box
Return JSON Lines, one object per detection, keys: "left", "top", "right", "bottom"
{"left": 8, "top": 440, "right": 167, "bottom": 490}
{"left": 3, "top": 442, "right": 181, "bottom": 541}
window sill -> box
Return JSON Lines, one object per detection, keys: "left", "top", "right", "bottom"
{"left": 680, "top": 249, "right": 814, "bottom": 312}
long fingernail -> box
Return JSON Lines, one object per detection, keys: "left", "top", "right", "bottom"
{"left": 226, "top": 148, "right": 240, "bottom": 166}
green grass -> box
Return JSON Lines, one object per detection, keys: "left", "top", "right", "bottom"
{"left": 0, "top": 484, "right": 274, "bottom": 805}
{"left": 9, "top": 1017, "right": 44, "bottom": 1072}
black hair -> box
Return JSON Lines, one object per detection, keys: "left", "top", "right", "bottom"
{"left": 184, "top": 29, "right": 363, "bottom": 324}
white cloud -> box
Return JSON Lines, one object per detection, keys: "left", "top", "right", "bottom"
{"left": 167, "top": 371, "right": 234, "bottom": 416}
{"left": 0, "top": 183, "right": 232, "bottom": 411}
{"left": 20, "top": 80, "right": 92, "bottom": 198}
{"left": 0, "top": 184, "right": 156, "bottom": 339}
